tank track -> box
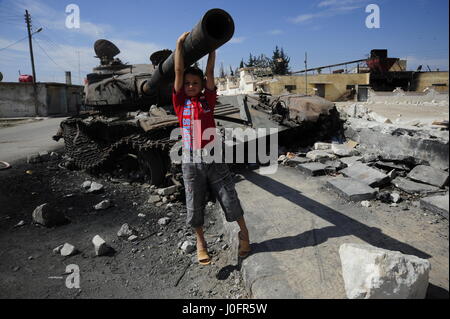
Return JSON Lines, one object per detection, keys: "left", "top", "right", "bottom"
{"left": 60, "top": 117, "right": 178, "bottom": 171}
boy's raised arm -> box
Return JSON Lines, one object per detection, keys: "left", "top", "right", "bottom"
{"left": 174, "top": 32, "right": 190, "bottom": 93}
{"left": 205, "top": 50, "right": 216, "bottom": 91}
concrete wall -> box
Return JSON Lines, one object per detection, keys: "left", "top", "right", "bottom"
{"left": 367, "top": 88, "right": 449, "bottom": 105}
{"left": 266, "top": 73, "right": 370, "bottom": 101}
{"left": 414, "top": 72, "right": 449, "bottom": 93}
{"left": 0, "top": 82, "right": 83, "bottom": 117}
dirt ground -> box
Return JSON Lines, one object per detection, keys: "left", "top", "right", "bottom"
{"left": 0, "top": 154, "right": 248, "bottom": 299}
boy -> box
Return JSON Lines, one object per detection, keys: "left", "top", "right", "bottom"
{"left": 173, "top": 31, "right": 251, "bottom": 265}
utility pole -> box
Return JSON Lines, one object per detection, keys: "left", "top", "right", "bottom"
{"left": 25, "top": 10, "right": 38, "bottom": 115}
{"left": 25, "top": 10, "right": 37, "bottom": 83}
{"left": 304, "top": 52, "right": 308, "bottom": 95}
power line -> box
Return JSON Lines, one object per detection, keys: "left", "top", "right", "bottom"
{"left": 0, "top": 35, "right": 28, "bottom": 51}
{"left": 34, "top": 37, "right": 68, "bottom": 72}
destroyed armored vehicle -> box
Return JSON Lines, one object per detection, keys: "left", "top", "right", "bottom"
{"left": 55, "top": 8, "right": 342, "bottom": 186}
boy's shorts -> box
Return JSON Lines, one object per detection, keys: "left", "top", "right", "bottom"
{"left": 181, "top": 161, "right": 244, "bottom": 228}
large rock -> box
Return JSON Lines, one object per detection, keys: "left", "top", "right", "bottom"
{"left": 392, "top": 177, "right": 440, "bottom": 195}
{"left": 296, "top": 162, "right": 328, "bottom": 176}
{"left": 92, "top": 235, "right": 112, "bottom": 256}
{"left": 331, "top": 144, "right": 358, "bottom": 157}
{"left": 340, "top": 163, "right": 390, "bottom": 187}
{"left": 32, "top": 203, "right": 66, "bottom": 227}
{"left": 420, "top": 194, "right": 449, "bottom": 219}
{"left": 117, "top": 223, "right": 136, "bottom": 237}
{"left": 60, "top": 243, "right": 77, "bottom": 257}
{"left": 339, "top": 243, "right": 430, "bottom": 299}
{"left": 87, "top": 182, "right": 104, "bottom": 193}
{"left": 94, "top": 199, "right": 111, "bottom": 210}
{"left": 326, "top": 177, "right": 377, "bottom": 201}
{"left": 407, "top": 165, "right": 449, "bottom": 188}
{"left": 157, "top": 185, "right": 178, "bottom": 196}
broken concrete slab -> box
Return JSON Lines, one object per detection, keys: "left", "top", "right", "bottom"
{"left": 284, "top": 156, "right": 311, "bottom": 167}
{"left": 340, "top": 156, "right": 362, "bottom": 167}
{"left": 339, "top": 243, "right": 430, "bottom": 299}
{"left": 331, "top": 144, "right": 358, "bottom": 157}
{"left": 306, "top": 150, "right": 337, "bottom": 161}
{"left": 340, "top": 163, "right": 390, "bottom": 187}
{"left": 374, "top": 161, "right": 409, "bottom": 172}
{"left": 314, "top": 142, "right": 332, "bottom": 150}
{"left": 296, "top": 162, "right": 328, "bottom": 176}
{"left": 420, "top": 194, "right": 449, "bottom": 219}
{"left": 326, "top": 177, "right": 378, "bottom": 201}
{"left": 32, "top": 203, "right": 67, "bottom": 227}
{"left": 392, "top": 177, "right": 441, "bottom": 195}
{"left": 407, "top": 165, "right": 449, "bottom": 188}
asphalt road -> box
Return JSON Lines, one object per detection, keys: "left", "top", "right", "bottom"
{"left": 0, "top": 117, "right": 66, "bottom": 164}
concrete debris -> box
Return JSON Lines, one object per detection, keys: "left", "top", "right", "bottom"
{"left": 117, "top": 223, "right": 136, "bottom": 238}
{"left": 14, "top": 220, "right": 25, "bottom": 228}
{"left": 278, "top": 155, "right": 287, "bottom": 163}
{"left": 387, "top": 169, "right": 397, "bottom": 180}
{"left": 180, "top": 241, "right": 195, "bottom": 254}
{"left": 323, "top": 160, "right": 346, "bottom": 171}
{"left": 340, "top": 163, "right": 390, "bottom": 187}
{"left": 306, "top": 150, "right": 337, "bottom": 162}
{"left": 296, "top": 162, "right": 328, "bottom": 176}
{"left": 377, "top": 192, "right": 392, "bottom": 203}
{"left": 32, "top": 203, "right": 66, "bottom": 227}
{"left": 407, "top": 165, "right": 449, "bottom": 188}
{"left": 331, "top": 144, "right": 358, "bottom": 157}
{"left": 420, "top": 194, "right": 449, "bottom": 220}
{"left": 206, "top": 201, "right": 215, "bottom": 209}
{"left": 94, "top": 199, "right": 111, "bottom": 210}
{"left": 87, "top": 181, "right": 104, "bottom": 193}
{"left": 92, "top": 235, "right": 112, "bottom": 256}
{"left": 360, "top": 153, "right": 379, "bottom": 163}
{"left": 137, "top": 213, "right": 146, "bottom": 218}
{"left": 361, "top": 200, "right": 371, "bottom": 207}
{"left": 339, "top": 243, "right": 430, "bottom": 299}
{"left": 392, "top": 177, "right": 441, "bottom": 195}
{"left": 284, "top": 156, "right": 311, "bottom": 167}
{"left": 157, "top": 185, "right": 178, "bottom": 196}
{"left": 374, "top": 161, "right": 409, "bottom": 172}
{"left": 53, "top": 245, "right": 64, "bottom": 254}
{"left": 128, "top": 235, "right": 139, "bottom": 242}
{"left": 339, "top": 156, "right": 362, "bottom": 167}
{"left": 314, "top": 142, "right": 332, "bottom": 150}
{"left": 60, "top": 243, "right": 77, "bottom": 257}
{"left": 326, "top": 177, "right": 377, "bottom": 202}
{"left": 390, "top": 192, "right": 401, "bottom": 203}
{"left": 81, "top": 181, "right": 92, "bottom": 189}
{"left": 148, "top": 194, "right": 161, "bottom": 204}
{"left": 158, "top": 217, "right": 171, "bottom": 226}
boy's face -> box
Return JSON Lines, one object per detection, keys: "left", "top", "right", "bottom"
{"left": 184, "top": 73, "right": 203, "bottom": 97}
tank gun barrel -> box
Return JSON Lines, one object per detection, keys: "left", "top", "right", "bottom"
{"left": 142, "top": 8, "right": 234, "bottom": 96}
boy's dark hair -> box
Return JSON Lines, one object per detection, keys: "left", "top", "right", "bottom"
{"left": 184, "top": 66, "right": 204, "bottom": 79}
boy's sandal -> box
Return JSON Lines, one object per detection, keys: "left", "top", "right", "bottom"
{"left": 238, "top": 231, "right": 251, "bottom": 258}
{"left": 197, "top": 248, "right": 211, "bottom": 265}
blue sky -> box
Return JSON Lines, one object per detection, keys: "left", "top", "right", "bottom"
{"left": 0, "top": 0, "right": 448, "bottom": 84}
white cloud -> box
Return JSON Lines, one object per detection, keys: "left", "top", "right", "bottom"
{"left": 290, "top": 0, "right": 365, "bottom": 24}
{"left": 229, "top": 37, "right": 246, "bottom": 44}
{"left": 269, "top": 29, "right": 283, "bottom": 35}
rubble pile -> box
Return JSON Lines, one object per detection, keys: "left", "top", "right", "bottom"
{"left": 279, "top": 140, "right": 449, "bottom": 219}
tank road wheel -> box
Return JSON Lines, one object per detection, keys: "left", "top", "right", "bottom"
{"left": 137, "top": 150, "right": 167, "bottom": 186}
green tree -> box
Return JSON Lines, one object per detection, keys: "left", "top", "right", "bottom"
{"left": 245, "top": 53, "right": 257, "bottom": 67}
{"left": 239, "top": 59, "right": 244, "bottom": 68}
{"left": 229, "top": 66, "right": 234, "bottom": 76}
{"left": 219, "top": 62, "right": 226, "bottom": 78}
{"left": 271, "top": 46, "right": 291, "bottom": 75}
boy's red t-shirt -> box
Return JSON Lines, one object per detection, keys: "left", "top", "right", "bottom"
{"left": 172, "top": 87, "right": 217, "bottom": 150}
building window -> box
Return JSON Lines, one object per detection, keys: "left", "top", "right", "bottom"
{"left": 285, "top": 85, "right": 296, "bottom": 92}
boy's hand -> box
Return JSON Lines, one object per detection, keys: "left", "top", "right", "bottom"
{"left": 177, "top": 32, "right": 190, "bottom": 45}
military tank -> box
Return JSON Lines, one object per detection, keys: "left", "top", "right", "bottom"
{"left": 55, "top": 8, "right": 343, "bottom": 186}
